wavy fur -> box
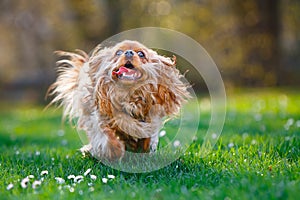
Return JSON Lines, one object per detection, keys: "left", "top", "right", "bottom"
{"left": 48, "top": 40, "right": 190, "bottom": 160}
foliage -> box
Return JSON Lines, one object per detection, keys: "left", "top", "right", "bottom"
{"left": 0, "top": 0, "right": 300, "bottom": 101}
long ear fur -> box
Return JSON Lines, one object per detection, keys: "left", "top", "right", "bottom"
{"left": 151, "top": 54, "right": 190, "bottom": 116}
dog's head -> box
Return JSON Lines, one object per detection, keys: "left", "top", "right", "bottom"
{"left": 89, "top": 40, "right": 177, "bottom": 87}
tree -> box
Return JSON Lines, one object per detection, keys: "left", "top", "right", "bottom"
{"left": 232, "top": 0, "right": 281, "bottom": 86}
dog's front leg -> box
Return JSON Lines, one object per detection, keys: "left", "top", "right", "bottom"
{"left": 103, "top": 127, "right": 125, "bottom": 160}
{"left": 88, "top": 127, "right": 125, "bottom": 161}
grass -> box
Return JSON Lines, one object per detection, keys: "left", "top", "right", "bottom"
{"left": 0, "top": 89, "right": 299, "bottom": 199}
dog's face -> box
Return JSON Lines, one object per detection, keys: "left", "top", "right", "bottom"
{"left": 111, "top": 41, "right": 149, "bottom": 84}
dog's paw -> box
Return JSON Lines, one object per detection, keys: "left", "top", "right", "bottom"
{"left": 123, "top": 102, "right": 138, "bottom": 117}
{"left": 104, "top": 128, "right": 125, "bottom": 161}
{"left": 79, "top": 144, "right": 92, "bottom": 157}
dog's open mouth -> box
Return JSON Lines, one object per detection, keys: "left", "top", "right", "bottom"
{"left": 112, "top": 61, "right": 142, "bottom": 80}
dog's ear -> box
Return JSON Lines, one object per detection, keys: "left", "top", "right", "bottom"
{"left": 95, "top": 77, "right": 113, "bottom": 117}
{"left": 154, "top": 84, "right": 180, "bottom": 115}
{"left": 88, "top": 46, "right": 115, "bottom": 118}
{"left": 148, "top": 49, "right": 176, "bottom": 67}
{"left": 88, "top": 46, "right": 114, "bottom": 85}
{"left": 157, "top": 55, "right": 176, "bottom": 67}
{"left": 149, "top": 52, "right": 190, "bottom": 117}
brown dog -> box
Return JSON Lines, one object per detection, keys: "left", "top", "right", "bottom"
{"left": 48, "top": 40, "right": 190, "bottom": 160}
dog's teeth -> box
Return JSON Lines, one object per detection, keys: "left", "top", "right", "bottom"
{"left": 118, "top": 70, "right": 140, "bottom": 80}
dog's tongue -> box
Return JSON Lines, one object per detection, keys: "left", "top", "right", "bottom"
{"left": 113, "top": 66, "right": 128, "bottom": 75}
{"left": 113, "top": 66, "right": 136, "bottom": 76}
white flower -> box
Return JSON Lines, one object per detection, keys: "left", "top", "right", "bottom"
{"left": 74, "top": 175, "right": 84, "bottom": 183}
{"left": 159, "top": 130, "right": 166, "bottom": 137}
{"left": 192, "top": 135, "right": 198, "bottom": 141}
{"left": 40, "top": 170, "right": 48, "bottom": 176}
{"left": 173, "top": 140, "right": 181, "bottom": 147}
{"left": 28, "top": 175, "right": 35, "bottom": 179}
{"left": 35, "top": 151, "right": 40, "bottom": 156}
{"left": 67, "top": 175, "right": 76, "bottom": 179}
{"left": 102, "top": 178, "right": 108, "bottom": 183}
{"left": 6, "top": 183, "right": 14, "bottom": 190}
{"left": 32, "top": 180, "right": 42, "bottom": 189}
{"left": 90, "top": 175, "right": 97, "bottom": 180}
{"left": 242, "top": 132, "right": 249, "bottom": 139}
{"left": 287, "top": 118, "right": 294, "bottom": 126}
{"left": 21, "top": 177, "right": 30, "bottom": 188}
{"left": 211, "top": 133, "right": 218, "bottom": 139}
{"left": 69, "top": 187, "right": 75, "bottom": 193}
{"left": 84, "top": 168, "right": 91, "bottom": 176}
{"left": 285, "top": 136, "right": 291, "bottom": 141}
{"left": 296, "top": 120, "right": 300, "bottom": 128}
{"left": 55, "top": 177, "right": 65, "bottom": 184}
{"left": 284, "top": 118, "right": 295, "bottom": 130}
{"left": 61, "top": 139, "right": 68, "bottom": 146}
{"left": 228, "top": 143, "right": 234, "bottom": 148}
{"left": 107, "top": 175, "right": 115, "bottom": 179}
{"left": 156, "top": 188, "right": 162, "bottom": 192}
{"left": 57, "top": 129, "right": 65, "bottom": 136}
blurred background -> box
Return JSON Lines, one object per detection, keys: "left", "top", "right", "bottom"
{"left": 0, "top": 0, "right": 299, "bottom": 104}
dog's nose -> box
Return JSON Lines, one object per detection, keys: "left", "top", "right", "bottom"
{"left": 124, "top": 50, "right": 134, "bottom": 59}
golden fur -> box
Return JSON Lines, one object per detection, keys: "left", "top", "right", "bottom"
{"left": 48, "top": 40, "right": 190, "bottom": 160}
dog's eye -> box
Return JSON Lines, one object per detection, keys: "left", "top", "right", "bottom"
{"left": 116, "top": 50, "right": 123, "bottom": 56}
{"left": 137, "top": 51, "right": 145, "bottom": 58}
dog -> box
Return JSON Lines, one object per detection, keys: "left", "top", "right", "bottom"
{"left": 48, "top": 40, "right": 190, "bottom": 161}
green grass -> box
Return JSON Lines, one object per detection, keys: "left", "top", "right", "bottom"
{"left": 0, "top": 89, "right": 299, "bottom": 199}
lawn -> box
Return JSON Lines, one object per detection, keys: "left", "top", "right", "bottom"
{"left": 0, "top": 89, "right": 299, "bottom": 199}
